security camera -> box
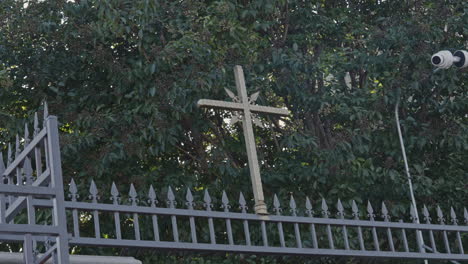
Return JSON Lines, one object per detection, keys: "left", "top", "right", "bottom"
{"left": 453, "top": 50, "right": 468, "bottom": 68}
{"left": 431, "top": 50, "right": 455, "bottom": 69}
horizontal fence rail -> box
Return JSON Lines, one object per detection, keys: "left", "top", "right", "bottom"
{"left": 0, "top": 107, "right": 467, "bottom": 263}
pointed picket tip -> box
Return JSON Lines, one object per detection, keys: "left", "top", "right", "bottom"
{"left": 43, "top": 101, "right": 49, "bottom": 120}
{"left": 221, "top": 190, "right": 229, "bottom": 205}
{"left": 464, "top": 207, "right": 468, "bottom": 224}
{"left": 337, "top": 199, "right": 344, "bottom": 212}
{"left": 15, "top": 134, "right": 20, "bottom": 156}
{"left": 273, "top": 194, "right": 281, "bottom": 209}
{"left": 89, "top": 180, "right": 98, "bottom": 201}
{"left": 249, "top": 91, "right": 260, "bottom": 103}
{"left": 167, "top": 186, "right": 175, "bottom": 201}
{"left": 24, "top": 123, "right": 30, "bottom": 144}
{"left": 203, "top": 189, "right": 212, "bottom": 204}
{"left": 148, "top": 185, "right": 156, "bottom": 201}
{"left": 69, "top": 178, "right": 78, "bottom": 195}
{"left": 305, "top": 197, "right": 312, "bottom": 211}
{"left": 239, "top": 192, "right": 246, "bottom": 206}
{"left": 0, "top": 152, "right": 5, "bottom": 175}
{"left": 111, "top": 182, "right": 119, "bottom": 197}
{"left": 367, "top": 201, "right": 374, "bottom": 213}
{"left": 289, "top": 195, "right": 297, "bottom": 209}
{"left": 321, "top": 198, "right": 329, "bottom": 211}
{"left": 186, "top": 188, "right": 194, "bottom": 203}
{"left": 129, "top": 184, "right": 137, "bottom": 197}
{"left": 34, "top": 112, "right": 40, "bottom": 134}
{"left": 352, "top": 200, "right": 359, "bottom": 213}
{"left": 7, "top": 143, "right": 12, "bottom": 165}
{"left": 450, "top": 207, "right": 457, "bottom": 223}
{"left": 381, "top": 201, "right": 388, "bottom": 215}
{"left": 225, "top": 88, "right": 237, "bottom": 100}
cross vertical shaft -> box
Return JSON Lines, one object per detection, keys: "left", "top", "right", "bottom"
{"left": 233, "top": 66, "right": 267, "bottom": 214}
{"left": 197, "top": 65, "right": 288, "bottom": 215}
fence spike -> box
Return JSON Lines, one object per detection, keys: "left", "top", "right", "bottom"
{"left": 203, "top": 189, "right": 213, "bottom": 211}
{"left": 367, "top": 201, "right": 375, "bottom": 220}
{"left": 15, "top": 134, "right": 20, "bottom": 157}
{"left": 7, "top": 143, "right": 12, "bottom": 166}
{"left": 167, "top": 186, "right": 176, "bottom": 208}
{"left": 43, "top": 101, "right": 49, "bottom": 121}
{"left": 239, "top": 192, "right": 247, "bottom": 213}
{"left": 34, "top": 112, "right": 40, "bottom": 136}
{"left": 221, "top": 191, "right": 230, "bottom": 211}
{"left": 89, "top": 180, "right": 99, "bottom": 203}
{"left": 0, "top": 152, "right": 5, "bottom": 176}
{"left": 437, "top": 205, "right": 445, "bottom": 224}
{"left": 337, "top": 199, "right": 344, "bottom": 218}
{"left": 24, "top": 123, "right": 30, "bottom": 146}
{"left": 422, "top": 205, "right": 431, "bottom": 223}
{"left": 450, "top": 207, "right": 458, "bottom": 224}
{"left": 290, "top": 195, "right": 297, "bottom": 216}
{"left": 110, "top": 182, "right": 120, "bottom": 204}
{"left": 352, "top": 200, "right": 360, "bottom": 219}
{"left": 69, "top": 178, "right": 78, "bottom": 202}
{"left": 129, "top": 184, "right": 138, "bottom": 205}
{"left": 305, "top": 197, "right": 313, "bottom": 217}
{"left": 148, "top": 185, "right": 157, "bottom": 207}
{"left": 321, "top": 198, "right": 330, "bottom": 218}
{"left": 464, "top": 207, "right": 468, "bottom": 225}
{"left": 186, "top": 188, "right": 194, "bottom": 209}
{"left": 381, "top": 201, "right": 390, "bottom": 221}
{"left": 23, "top": 157, "right": 33, "bottom": 185}
{"left": 273, "top": 194, "right": 282, "bottom": 215}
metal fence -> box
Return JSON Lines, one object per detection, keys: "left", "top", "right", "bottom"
{"left": 0, "top": 109, "right": 467, "bottom": 263}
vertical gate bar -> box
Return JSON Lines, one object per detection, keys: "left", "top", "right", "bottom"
{"left": 7, "top": 144, "right": 15, "bottom": 213}
{"left": 26, "top": 195, "right": 35, "bottom": 225}
{"left": 337, "top": 199, "right": 349, "bottom": 250}
{"left": 128, "top": 184, "right": 140, "bottom": 240}
{"left": 423, "top": 205, "right": 437, "bottom": 253}
{"left": 186, "top": 188, "right": 197, "bottom": 243}
{"left": 410, "top": 204, "right": 424, "bottom": 253}
{"left": 34, "top": 113, "right": 43, "bottom": 178}
{"left": 437, "top": 206, "right": 451, "bottom": 254}
{"left": 204, "top": 190, "right": 216, "bottom": 244}
{"left": 15, "top": 135, "right": 21, "bottom": 185}
{"left": 273, "top": 195, "right": 285, "bottom": 247}
{"left": 221, "top": 191, "right": 234, "bottom": 245}
{"left": 450, "top": 207, "right": 464, "bottom": 254}
{"left": 23, "top": 234, "right": 35, "bottom": 264}
{"left": 399, "top": 220, "right": 409, "bottom": 252}
{"left": 382, "top": 202, "right": 394, "bottom": 252}
{"left": 167, "top": 187, "right": 179, "bottom": 242}
{"left": 46, "top": 116, "right": 70, "bottom": 264}
{"left": 261, "top": 221, "right": 268, "bottom": 247}
{"left": 290, "top": 196, "right": 301, "bottom": 248}
{"left": 239, "top": 192, "right": 251, "bottom": 246}
{"left": 0, "top": 193, "right": 5, "bottom": 224}
{"left": 69, "top": 179, "right": 80, "bottom": 238}
{"left": 352, "top": 201, "right": 365, "bottom": 251}
{"left": 148, "top": 185, "right": 159, "bottom": 241}
{"left": 321, "top": 199, "right": 334, "bottom": 249}
{"left": 110, "top": 183, "right": 121, "bottom": 240}
{"left": 89, "top": 180, "right": 100, "bottom": 239}
{"left": 133, "top": 213, "right": 141, "bottom": 240}
{"left": 305, "top": 197, "right": 318, "bottom": 249}
{"left": 367, "top": 201, "right": 380, "bottom": 251}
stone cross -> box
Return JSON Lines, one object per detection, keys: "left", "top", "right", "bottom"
{"left": 197, "top": 65, "right": 288, "bottom": 214}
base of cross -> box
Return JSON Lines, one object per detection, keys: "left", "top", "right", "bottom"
{"left": 254, "top": 201, "right": 268, "bottom": 215}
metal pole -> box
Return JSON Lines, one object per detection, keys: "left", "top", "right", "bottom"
{"left": 394, "top": 99, "right": 428, "bottom": 264}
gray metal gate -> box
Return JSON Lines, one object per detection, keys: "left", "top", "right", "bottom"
{"left": 0, "top": 108, "right": 467, "bottom": 263}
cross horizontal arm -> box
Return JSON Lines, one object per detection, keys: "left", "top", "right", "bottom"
{"left": 197, "top": 99, "right": 289, "bottom": 116}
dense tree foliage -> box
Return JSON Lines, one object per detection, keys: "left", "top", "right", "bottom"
{"left": 1, "top": 0, "right": 467, "bottom": 263}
